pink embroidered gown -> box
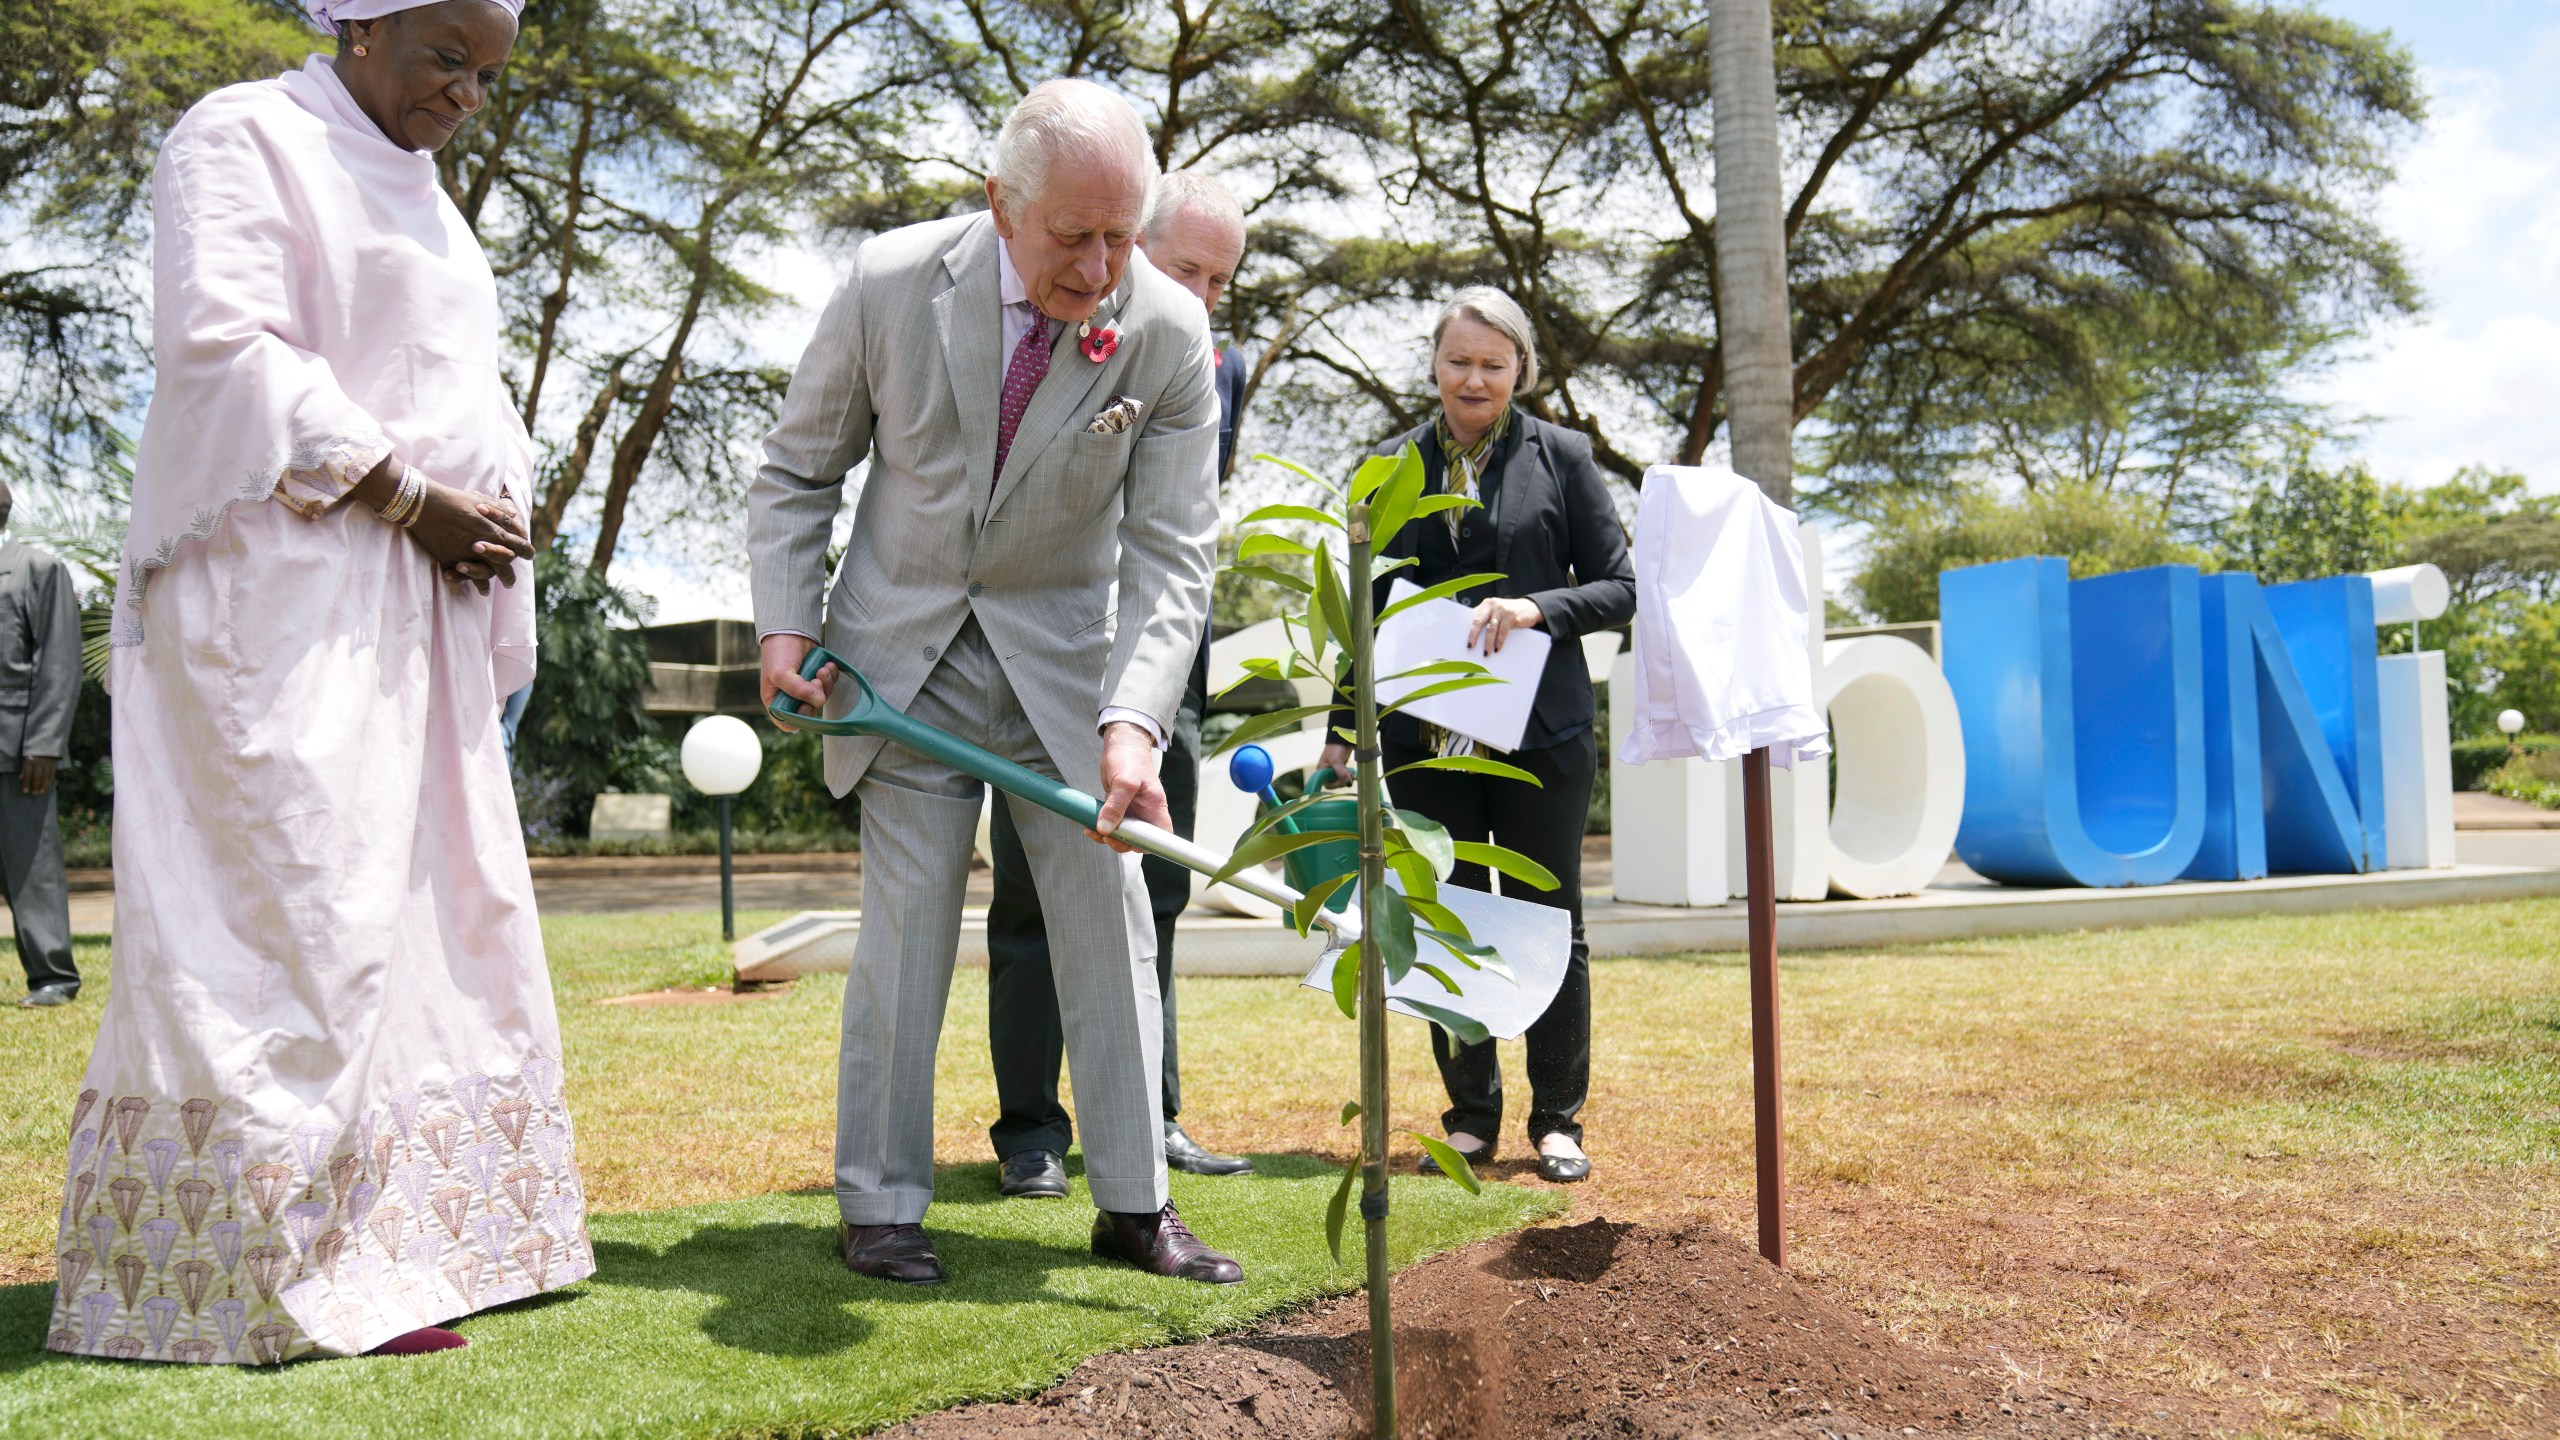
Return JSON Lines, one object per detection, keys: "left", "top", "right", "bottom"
{"left": 44, "top": 57, "right": 594, "bottom": 1365}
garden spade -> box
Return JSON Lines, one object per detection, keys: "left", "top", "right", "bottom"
{"left": 768, "top": 647, "right": 1571, "bottom": 1039}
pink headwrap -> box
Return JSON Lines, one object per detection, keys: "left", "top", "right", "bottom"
{"left": 304, "top": 0, "right": 524, "bottom": 31}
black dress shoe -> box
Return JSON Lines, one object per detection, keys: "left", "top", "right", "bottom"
{"left": 839, "top": 1222, "right": 944, "bottom": 1284}
{"left": 16, "top": 984, "right": 76, "bottom": 1009}
{"left": 1164, "top": 1123, "right": 1254, "bottom": 1177}
{"left": 999, "top": 1149, "right": 1069, "bottom": 1199}
{"left": 1092, "top": 1202, "right": 1243, "bottom": 1285}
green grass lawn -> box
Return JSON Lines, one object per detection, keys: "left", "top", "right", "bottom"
{"left": 4, "top": 899, "right": 2558, "bottom": 1438}
{"left": 0, "top": 1165, "right": 1550, "bottom": 1439}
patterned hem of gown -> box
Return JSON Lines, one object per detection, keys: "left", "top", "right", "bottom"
{"left": 110, "top": 429, "right": 391, "bottom": 649}
{"left": 41, "top": 1051, "right": 595, "bottom": 1364}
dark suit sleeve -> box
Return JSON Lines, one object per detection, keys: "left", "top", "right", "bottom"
{"left": 24, "top": 558, "right": 80, "bottom": 759}
{"left": 1525, "top": 429, "right": 1635, "bottom": 643}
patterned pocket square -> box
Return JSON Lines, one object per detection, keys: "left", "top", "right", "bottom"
{"left": 1087, "top": 396, "right": 1144, "bottom": 435}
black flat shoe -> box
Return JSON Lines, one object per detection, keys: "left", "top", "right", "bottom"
{"left": 1164, "top": 1123, "right": 1254, "bottom": 1177}
{"left": 839, "top": 1222, "right": 944, "bottom": 1284}
{"left": 1417, "top": 1135, "right": 1492, "bottom": 1177}
{"left": 1000, "top": 1149, "right": 1070, "bottom": 1199}
{"left": 1534, "top": 1135, "right": 1590, "bottom": 1184}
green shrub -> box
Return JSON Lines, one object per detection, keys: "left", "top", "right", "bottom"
{"left": 2454, "top": 733, "right": 2556, "bottom": 792}
{"left": 515, "top": 550, "right": 675, "bottom": 839}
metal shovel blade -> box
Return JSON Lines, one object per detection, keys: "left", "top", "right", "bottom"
{"left": 1296, "top": 878, "right": 1571, "bottom": 1042}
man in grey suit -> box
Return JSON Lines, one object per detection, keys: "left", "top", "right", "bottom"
{"left": 750, "top": 80, "right": 1240, "bottom": 1287}
{"left": 0, "top": 482, "right": 82, "bottom": 1008}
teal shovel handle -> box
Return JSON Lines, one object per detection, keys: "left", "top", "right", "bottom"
{"left": 769, "top": 646, "right": 1103, "bottom": 831}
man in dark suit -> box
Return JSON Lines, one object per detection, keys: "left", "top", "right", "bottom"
{"left": 0, "top": 483, "right": 84, "bottom": 1008}
{"left": 984, "top": 172, "right": 1253, "bottom": 1196}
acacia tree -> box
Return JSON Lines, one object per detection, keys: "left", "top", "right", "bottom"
{"left": 1268, "top": 0, "right": 2418, "bottom": 505}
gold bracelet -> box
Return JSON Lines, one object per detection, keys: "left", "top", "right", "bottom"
{"left": 378, "top": 464, "right": 426, "bottom": 527}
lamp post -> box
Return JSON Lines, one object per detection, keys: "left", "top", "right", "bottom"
{"left": 2499, "top": 708, "right": 2527, "bottom": 760}
{"left": 682, "top": 715, "right": 764, "bottom": 941}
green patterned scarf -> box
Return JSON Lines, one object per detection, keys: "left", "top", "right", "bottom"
{"left": 1433, "top": 405, "right": 1510, "bottom": 542}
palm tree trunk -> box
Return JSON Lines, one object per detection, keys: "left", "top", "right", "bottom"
{"left": 1710, "top": 0, "right": 1794, "bottom": 505}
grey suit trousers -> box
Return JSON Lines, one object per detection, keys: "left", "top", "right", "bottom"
{"left": 835, "top": 619, "right": 1168, "bottom": 1224}
{"left": 2, "top": 776, "right": 74, "bottom": 993}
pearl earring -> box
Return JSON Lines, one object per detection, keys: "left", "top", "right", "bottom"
{"left": 352, "top": 43, "right": 367, "bottom": 55}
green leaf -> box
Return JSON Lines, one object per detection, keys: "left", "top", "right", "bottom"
{"left": 1409, "top": 493, "right": 1479, "bottom": 520}
{"left": 1379, "top": 659, "right": 1491, "bottom": 683}
{"left": 1329, "top": 940, "right": 1360, "bottom": 1019}
{"left": 1379, "top": 675, "right": 1506, "bottom": 714}
{"left": 1377, "top": 573, "right": 1506, "bottom": 624}
{"left": 1388, "top": 754, "right": 1544, "bottom": 786}
{"left": 1255, "top": 452, "right": 1341, "bottom": 498}
{"left": 1207, "top": 704, "right": 1337, "bottom": 757}
{"left": 1222, "top": 563, "right": 1312, "bottom": 596}
{"left": 1412, "top": 960, "right": 1464, "bottom": 995}
{"left": 1406, "top": 896, "right": 1468, "bottom": 937}
{"left": 1325, "top": 1156, "right": 1360, "bottom": 1263}
{"left": 1249, "top": 787, "right": 1348, "bottom": 840}
{"left": 1339, "top": 1100, "right": 1361, "bottom": 1126}
{"left": 1407, "top": 1132, "right": 1483, "bottom": 1194}
{"left": 1385, "top": 847, "right": 1439, "bottom": 903}
{"left": 1312, "top": 541, "right": 1352, "bottom": 653}
{"left": 1422, "top": 928, "right": 1513, "bottom": 983}
{"left": 1398, "top": 998, "right": 1493, "bottom": 1048}
{"left": 1389, "top": 809, "right": 1456, "bottom": 879}
{"left": 1235, "top": 532, "right": 1315, "bottom": 562}
{"left": 1372, "top": 886, "right": 1417, "bottom": 983}
{"left": 1292, "top": 871, "right": 1357, "bottom": 935}
{"left": 1349, "top": 453, "right": 1401, "bottom": 502}
{"left": 1211, "top": 826, "right": 1357, "bottom": 886}
{"left": 1452, "top": 840, "right": 1560, "bottom": 891}
{"left": 1239, "top": 503, "right": 1344, "bottom": 530}
{"left": 1369, "top": 445, "right": 1427, "bottom": 549}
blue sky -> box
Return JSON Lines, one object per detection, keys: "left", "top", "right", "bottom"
{"left": 2308, "top": 1, "right": 2560, "bottom": 493}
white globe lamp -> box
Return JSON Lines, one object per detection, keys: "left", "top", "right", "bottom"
{"left": 682, "top": 715, "right": 764, "bottom": 940}
{"left": 2499, "top": 709, "right": 2527, "bottom": 749}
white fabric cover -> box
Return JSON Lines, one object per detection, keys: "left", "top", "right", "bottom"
{"left": 1620, "top": 463, "right": 1830, "bottom": 769}
{"left": 48, "top": 57, "right": 584, "bottom": 1368}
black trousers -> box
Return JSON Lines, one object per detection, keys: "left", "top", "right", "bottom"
{"left": 1385, "top": 727, "right": 1595, "bottom": 1147}
{"left": 984, "top": 642, "right": 1206, "bottom": 1160}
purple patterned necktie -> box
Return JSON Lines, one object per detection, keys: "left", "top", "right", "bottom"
{"left": 992, "top": 310, "right": 1052, "bottom": 488}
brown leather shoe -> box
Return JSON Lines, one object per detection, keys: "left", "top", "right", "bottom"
{"left": 839, "top": 1222, "right": 944, "bottom": 1284}
{"left": 1091, "top": 1202, "right": 1243, "bottom": 1285}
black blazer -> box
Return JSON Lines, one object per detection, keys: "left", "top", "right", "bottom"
{"left": 1339, "top": 411, "right": 1635, "bottom": 752}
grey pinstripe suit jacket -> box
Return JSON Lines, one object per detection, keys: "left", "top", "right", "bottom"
{"left": 747, "top": 212, "right": 1222, "bottom": 797}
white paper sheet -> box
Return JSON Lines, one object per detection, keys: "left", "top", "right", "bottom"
{"left": 1373, "top": 578, "right": 1552, "bottom": 752}
{"left": 1297, "top": 877, "right": 1573, "bottom": 1041}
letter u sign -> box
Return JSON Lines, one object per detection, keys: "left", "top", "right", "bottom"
{"left": 1940, "top": 559, "right": 2209, "bottom": 886}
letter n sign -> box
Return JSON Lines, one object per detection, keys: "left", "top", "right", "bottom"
{"left": 2185, "top": 574, "right": 2387, "bottom": 879}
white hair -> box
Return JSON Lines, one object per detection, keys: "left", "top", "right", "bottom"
{"left": 1143, "top": 170, "right": 1245, "bottom": 239}
{"left": 1433, "top": 285, "right": 1540, "bottom": 394}
{"left": 991, "top": 79, "right": 1159, "bottom": 219}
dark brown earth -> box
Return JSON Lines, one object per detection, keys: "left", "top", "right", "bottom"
{"left": 881, "top": 1220, "right": 2140, "bottom": 1439}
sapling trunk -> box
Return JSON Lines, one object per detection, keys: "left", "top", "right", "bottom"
{"left": 1349, "top": 499, "right": 1396, "bottom": 1437}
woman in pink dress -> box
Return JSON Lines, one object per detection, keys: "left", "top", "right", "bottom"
{"left": 44, "top": 0, "right": 594, "bottom": 1364}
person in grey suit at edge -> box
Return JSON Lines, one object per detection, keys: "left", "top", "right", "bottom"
{"left": 982, "top": 171, "right": 1254, "bottom": 1199}
{"left": 0, "top": 482, "right": 83, "bottom": 1009}
{"left": 750, "top": 79, "right": 1241, "bottom": 1287}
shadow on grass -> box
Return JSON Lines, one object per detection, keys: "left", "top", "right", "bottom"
{"left": 1, "top": 1278, "right": 56, "bottom": 1378}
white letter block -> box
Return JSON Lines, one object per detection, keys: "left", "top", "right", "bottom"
{"left": 1608, "top": 649, "right": 1731, "bottom": 906}
{"left": 2377, "top": 651, "right": 2457, "bottom": 870}
{"left": 1819, "top": 634, "right": 1966, "bottom": 897}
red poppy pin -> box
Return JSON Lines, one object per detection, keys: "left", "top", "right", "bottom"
{"left": 1078, "top": 321, "right": 1119, "bottom": 363}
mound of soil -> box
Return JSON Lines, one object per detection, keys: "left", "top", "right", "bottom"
{"left": 882, "top": 1220, "right": 2135, "bottom": 1439}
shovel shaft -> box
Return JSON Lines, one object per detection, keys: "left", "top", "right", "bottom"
{"left": 771, "top": 646, "right": 1359, "bottom": 949}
